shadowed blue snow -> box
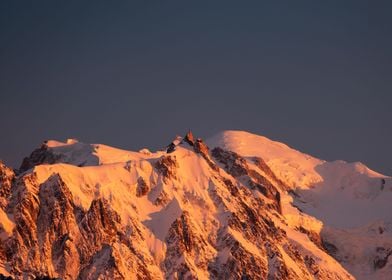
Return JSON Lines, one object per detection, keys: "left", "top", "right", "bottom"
{"left": 0, "top": 1, "right": 391, "bottom": 175}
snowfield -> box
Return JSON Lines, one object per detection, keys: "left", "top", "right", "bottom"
{"left": 0, "top": 130, "right": 390, "bottom": 279}
{"left": 208, "top": 130, "right": 392, "bottom": 279}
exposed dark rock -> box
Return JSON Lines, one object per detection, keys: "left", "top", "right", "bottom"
{"left": 154, "top": 189, "right": 169, "bottom": 206}
{"left": 136, "top": 177, "right": 149, "bottom": 197}
{"left": 124, "top": 161, "right": 132, "bottom": 172}
{"left": 19, "top": 144, "right": 62, "bottom": 173}
{"left": 193, "top": 139, "right": 219, "bottom": 172}
{"left": 154, "top": 155, "right": 178, "bottom": 183}
{"left": 19, "top": 141, "right": 100, "bottom": 172}
{"left": 265, "top": 241, "right": 291, "bottom": 279}
{"left": 322, "top": 240, "right": 338, "bottom": 256}
{"left": 166, "top": 143, "right": 176, "bottom": 154}
{"left": 252, "top": 157, "right": 288, "bottom": 189}
{"left": 288, "top": 189, "right": 300, "bottom": 198}
{"left": 166, "top": 212, "right": 194, "bottom": 254}
{"left": 212, "top": 147, "right": 248, "bottom": 177}
{"left": 297, "top": 226, "right": 323, "bottom": 249}
{"left": 374, "top": 247, "right": 392, "bottom": 270}
{"left": 166, "top": 136, "right": 182, "bottom": 153}
{"left": 79, "top": 198, "right": 121, "bottom": 257}
{"left": 4, "top": 173, "right": 42, "bottom": 276}
{"left": 183, "top": 131, "right": 195, "bottom": 146}
{"left": 194, "top": 138, "right": 209, "bottom": 157}
{"left": 164, "top": 211, "right": 213, "bottom": 279}
{"left": 36, "top": 174, "right": 80, "bottom": 278}
{"left": 0, "top": 161, "right": 14, "bottom": 209}
{"left": 248, "top": 169, "right": 278, "bottom": 199}
{"left": 221, "top": 178, "right": 239, "bottom": 197}
{"left": 211, "top": 232, "right": 268, "bottom": 280}
{"left": 212, "top": 147, "right": 282, "bottom": 212}
{"left": 77, "top": 245, "right": 123, "bottom": 280}
{"left": 304, "top": 255, "right": 320, "bottom": 275}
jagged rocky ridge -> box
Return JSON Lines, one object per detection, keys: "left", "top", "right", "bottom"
{"left": 0, "top": 131, "right": 389, "bottom": 279}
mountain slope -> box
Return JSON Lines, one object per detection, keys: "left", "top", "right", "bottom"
{"left": 207, "top": 130, "right": 392, "bottom": 279}
{"left": 0, "top": 130, "right": 390, "bottom": 279}
{"left": 207, "top": 130, "right": 324, "bottom": 189}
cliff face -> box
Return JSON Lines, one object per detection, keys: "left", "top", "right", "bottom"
{"left": 0, "top": 162, "right": 14, "bottom": 209}
{"left": 0, "top": 131, "right": 389, "bottom": 279}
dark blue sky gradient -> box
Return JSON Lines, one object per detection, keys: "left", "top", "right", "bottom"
{"left": 0, "top": 1, "right": 391, "bottom": 175}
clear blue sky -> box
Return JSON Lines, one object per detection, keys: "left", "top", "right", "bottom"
{"left": 0, "top": 1, "right": 391, "bottom": 175}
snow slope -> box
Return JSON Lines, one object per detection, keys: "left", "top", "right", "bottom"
{"left": 207, "top": 130, "right": 324, "bottom": 188}
{"left": 0, "top": 132, "right": 356, "bottom": 279}
{"left": 45, "top": 139, "right": 149, "bottom": 165}
{"left": 0, "top": 130, "right": 390, "bottom": 279}
{"left": 207, "top": 130, "right": 392, "bottom": 279}
{"left": 207, "top": 130, "right": 391, "bottom": 227}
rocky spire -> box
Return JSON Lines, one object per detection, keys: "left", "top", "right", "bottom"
{"left": 183, "top": 130, "right": 195, "bottom": 146}
{"left": 194, "top": 138, "right": 209, "bottom": 157}
{"left": 166, "top": 136, "right": 183, "bottom": 153}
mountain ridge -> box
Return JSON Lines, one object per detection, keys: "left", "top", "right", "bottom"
{"left": 0, "top": 130, "right": 390, "bottom": 279}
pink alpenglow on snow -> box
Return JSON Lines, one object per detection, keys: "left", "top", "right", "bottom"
{"left": 0, "top": 130, "right": 390, "bottom": 279}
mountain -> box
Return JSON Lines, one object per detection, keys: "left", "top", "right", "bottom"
{"left": 0, "top": 130, "right": 390, "bottom": 279}
{"left": 207, "top": 131, "right": 392, "bottom": 279}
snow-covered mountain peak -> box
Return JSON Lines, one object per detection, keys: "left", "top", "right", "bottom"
{"left": 19, "top": 139, "right": 153, "bottom": 173}
{"left": 206, "top": 130, "right": 392, "bottom": 279}
{"left": 207, "top": 130, "right": 325, "bottom": 188}
{"left": 0, "top": 130, "right": 391, "bottom": 279}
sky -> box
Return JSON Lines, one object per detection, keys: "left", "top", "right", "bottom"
{"left": 0, "top": 1, "right": 391, "bottom": 175}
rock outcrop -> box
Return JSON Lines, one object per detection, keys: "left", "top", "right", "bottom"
{"left": 183, "top": 131, "right": 195, "bottom": 146}
{"left": 19, "top": 143, "right": 62, "bottom": 173}
{"left": 0, "top": 162, "right": 14, "bottom": 209}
